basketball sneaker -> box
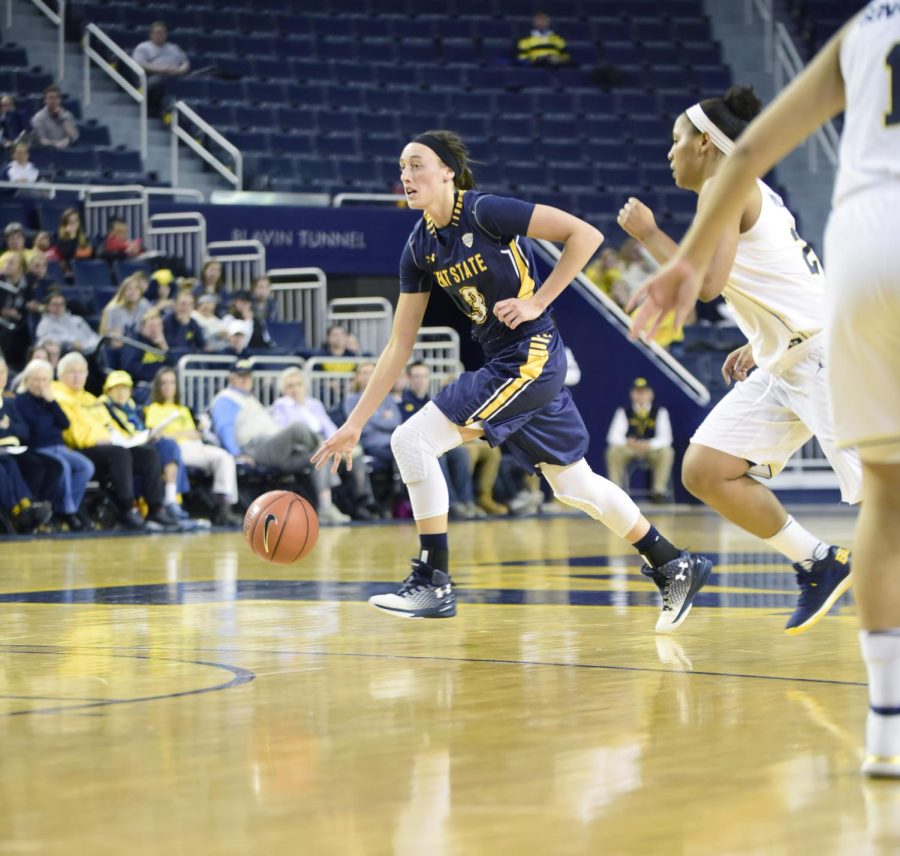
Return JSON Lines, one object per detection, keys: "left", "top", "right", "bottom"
{"left": 785, "top": 546, "right": 852, "bottom": 635}
{"left": 369, "top": 560, "right": 457, "bottom": 619}
{"left": 641, "top": 550, "right": 713, "bottom": 634}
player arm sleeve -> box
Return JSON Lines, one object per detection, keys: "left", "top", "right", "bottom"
{"left": 472, "top": 194, "right": 536, "bottom": 240}
{"left": 607, "top": 408, "right": 627, "bottom": 446}
{"left": 650, "top": 408, "right": 673, "bottom": 449}
{"left": 399, "top": 240, "right": 432, "bottom": 294}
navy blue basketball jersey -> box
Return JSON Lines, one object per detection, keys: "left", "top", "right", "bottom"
{"left": 399, "top": 190, "right": 555, "bottom": 353}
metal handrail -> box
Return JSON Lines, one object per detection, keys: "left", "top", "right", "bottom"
{"left": 0, "top": 180, "right": 203, "bottom": 202}
{"left": 332, "top": 192, "right": 406, "bottom": 208}
{"left": 773, "top": 23, "right": 839, "bottom": 171}
{"left": 533, "top": 239, "right": 710, "bottom": 406}
{"left": 25, "top": 0, "right": 66, "bottom": 81}
{"left": 171, "top": 100, "right": 242, "bottom": 190}
{"left": 82, "top": 24, "right": 148, "bottom": 162}
{"left": 745, "top": 0, "right": 774, "bottom": 72}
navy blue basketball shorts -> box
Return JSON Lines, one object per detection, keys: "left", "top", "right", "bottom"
{"left": 433, "top": 328, "right": 590, "bottom": 471}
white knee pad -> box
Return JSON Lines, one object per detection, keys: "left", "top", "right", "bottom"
{"left": 540, "top": 459, "right": 642, "bottom": 539}
{"left": 390, "top": 402, "right": 463, "bottom": 520}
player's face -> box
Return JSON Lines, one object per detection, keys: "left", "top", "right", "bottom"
{"left": 398, "top": 143, "right": 453, "bottom": 210}
{"left": 668, "top": 114, "right": 704, "bottom": 191}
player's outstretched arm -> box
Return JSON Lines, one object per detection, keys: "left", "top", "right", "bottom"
{"left": 628, "top": 22, "right": 848, "bottom": 340}
{"left": 312, "top": 291, "right": 429, "bottom": 473}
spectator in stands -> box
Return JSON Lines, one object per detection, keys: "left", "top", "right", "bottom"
{"left": 516, "top": 12, "right": 570, "bottom": 66}
{"left": 224, "top": 290, "right": 273, "bottom": 351}
{"left": 0, "top": 356, "right": 53, "bottom": 532}
{"left": 99, "top": 274, "right": 151, "bottom": 340}
{"left": 31, "top": 85, "right": 78, "bottom": 149}
{"left": 209, "top": 359, "right": 349, "bottom": 523}
{"left": 194, "top": 260, "right": 225, "bottom": 310}
{"left": 466, "top": 438, "right": 507, "bottom": 516}
{"left": 192, "top": 293, "right": 229, "bottom": 350}
{"left": 401, "top": 360, "right": 479, "bottom": 519}
{"left": 314, "top": 323, "right": 359, "bottom": 371}
{"left": 144, "top": 367, "right": 241, "bottom": 526}
{"left": 251, "top": 275, "right": 277, "bottom": 324}
{"left": 114, "top": 309, "right": 172, "bottom": 384}
{"left": 270, "top": 366, "right": 371, "bottom": 520}
{"left": 223, "top": 320, "right": 249, "bottom": 358}
{"left": 342, "top": 361, "right": 401, "bottom": 480}
{"left": 98, "top": 217, "right": 143, "bottom": 261}
{"left": 15, "top": 357, "right": 94, "bottom": 530}
{"left": 1, "top": 221, "right": 33, "bottom": 269}
{"left": 163, "top": 289, "right": 206, "bottom": 351}
{"left": 25, "top": 251, "right": 52, "bottom": 306}
{"left": 35, "top": 289, "right": 99, "bottom": 356}
{"left": 6, "top": 142, "right": 38, "bottom": 185}
{"left": 585, "top": 247, "right": 623, "bottom": 297}
{"left": 53, "top": 208, "right": 93, "bottom": 274}
{"left": 53, "top": 351, "right": 178, "bottom": 529}
{"left": 0, "top": 93, "right": 28, "bottom": 148}
{"left": 102, "top": 369, "right": 190, "bottom": 520}
{"left": 0, "top": 252, "right": 32, "bottom": 367}
{"left": 617, "top": 238, "right": 658, "bottom": 304}
{"left": 132, "top": 21, "right": 190, "bottom": 119}
{"left": 605, "top": 378, "right": 674, "bottom": 503}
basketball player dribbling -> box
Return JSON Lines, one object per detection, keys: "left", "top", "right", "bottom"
{"left": 312, "top": 130, "right": 713, "bottom": 633}
{"left": 617, "top": 85, "right": 860, "bottom": 636}
{"left": 629, "top": 2, "right": 900, "bottom": 778}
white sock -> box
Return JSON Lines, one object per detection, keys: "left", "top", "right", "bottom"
{"left": 860, "top": 630, "right": 900, "bottom": 759}
{"left": 764, "top": 515, "right": 829, "bottom": 566}
{"left": 164, "top": 482, "right": 178, "bottom": 505}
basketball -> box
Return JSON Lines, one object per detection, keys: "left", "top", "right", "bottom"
{"left": 243, "top": 490, "right": 319, "bottom": 565}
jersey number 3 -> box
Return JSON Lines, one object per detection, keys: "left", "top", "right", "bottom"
{"left": 886, "top": 43, "right": 900, "bottom": 127}
{"left": 459, "top": 285, "right": 488, "bottom": 324}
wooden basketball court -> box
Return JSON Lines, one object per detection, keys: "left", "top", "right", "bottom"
{"left": 2, "top": 506, "right": 897, "bottom": 855}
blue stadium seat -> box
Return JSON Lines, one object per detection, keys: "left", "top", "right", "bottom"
{"left": 113, "top": 259, "right": 153, "bottom": 285}
{"left": 78, "top": 122, "right": 112, "bottom": 147}
{"left": 98, "top": 149, "right": 142, "bottom": 174}
{"left": 72, "top": 260, "right": 113, "bottom": 289}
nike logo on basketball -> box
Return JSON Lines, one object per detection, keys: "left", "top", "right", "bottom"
{"left": 263, "top": 513, "right": 277, "bottom": 553}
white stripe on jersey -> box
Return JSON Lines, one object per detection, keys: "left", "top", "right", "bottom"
{"left": 834, "top": 2, "right": 900, "bottom": 206}
{"left": 724, "top": 180, "right": 825, "bottom": 374}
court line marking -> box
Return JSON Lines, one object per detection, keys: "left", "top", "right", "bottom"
{"left": 0, "top": 647, "right": 255, "bottom": 717}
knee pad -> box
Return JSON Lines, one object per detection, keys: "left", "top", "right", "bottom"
{"left": 390, "top": 402, "right": 462, "bottom": 485}
{"left": 541, "top": 459, "right": 641, "bottom": 539}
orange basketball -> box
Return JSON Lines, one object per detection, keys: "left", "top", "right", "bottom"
{"left": 243, "top": 490, "right": 319, "bottom": 565}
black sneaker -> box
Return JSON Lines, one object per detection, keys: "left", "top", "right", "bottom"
{"left": 119, "top": 509, "right": 146, "bottom": 530}
{"left": 14, "top": 501, "right": 53, "bottom": 532}
{"left": 641, "top": 550, "right": 713, "bottom": 633}
{"left": 785, "top": 546, "right": 852, "bottom": 635}
{"left": 369, "top": 560, "right": 457, "bottom": 619}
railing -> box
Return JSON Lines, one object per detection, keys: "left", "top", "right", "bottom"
{"left": 268, "top": 267, "right": 328, "bottom": 352}
{"left": 412, "top": 326, "right": 463, "bottom": 394}
{"left": 327, "top": 297, "right": 393, "bottom": 356}
{"left": 14, "top": 0, "right": 67, "bottom": 82}
{"left": 332, "top": 192, "right": 406, "bottom": 208}
{"left": 205, "top": 240, "right": 265, "bottom": 292}
{"left": 171, "top": 100, "right": 242, "bottom": 191}
{"left": 745, "top": 0, "right": 774, "bottom": 73}
{"left": 303, "top": 355, "right": 368, "bottom": 415}
{"left": 83, "top": 185, "right": 147, "bottom": 243}
{"left": 533, "top": 239, "right": 711, "bottom": 406}
{"left": 82, "top": 24, "right": 147, "bottom": 162}
{"left": 773, "top": 23, "right": 839, "bottom": 172}
{"left": 147, "top": 212, "right": 206, "bottom": 276}
{"left": 0, "top": 180, "right": 201, "bottom": 202}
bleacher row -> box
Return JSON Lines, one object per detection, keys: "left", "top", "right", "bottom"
{"left": 69, "top": 0, "right": 735, "bottom": 237}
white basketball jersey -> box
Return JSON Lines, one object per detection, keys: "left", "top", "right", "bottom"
{"left": 833, "top": 2, "right": 900, "bottom": 207}
{"left": 724, "top": 180, "right": 825, "bottom": 374}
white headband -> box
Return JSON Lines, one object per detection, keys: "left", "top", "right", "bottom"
{"left": 686, "top": 104, "right": 735, "bottom": 156}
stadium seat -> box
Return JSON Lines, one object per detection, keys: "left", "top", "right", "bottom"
{"left": 72, "top": 260, "right": 113, "bottom": 289}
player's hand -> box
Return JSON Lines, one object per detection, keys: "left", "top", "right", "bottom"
{"left": 493, "top": 297, "right": 543, "bottom": 330}
{"left": 617, "top": 197, "right": 657, "bottom": 243}
{"left": 312, "top": 422, "right": 361, "bottom": 474}
{"left": 627, "top": 256, "right": 702, "bottom": 341}
{"left": 721, "top": 343, "right": 756, "bottom": 385}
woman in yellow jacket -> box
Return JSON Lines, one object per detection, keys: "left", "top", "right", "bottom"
{"left": 143, "top": 366, "right": 241, "bottom": 526}
{"left": 53, "top": 351, "right": 178, "bottom": 529}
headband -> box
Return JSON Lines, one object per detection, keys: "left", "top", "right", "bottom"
{"left": 413, "top": 134, "right": 462, "bottom": 177}
{"left": 685, "top": 104, "right": 735, "bottom": 156}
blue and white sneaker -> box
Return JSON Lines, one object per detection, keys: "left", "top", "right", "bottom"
{"left": 785, "top": 546, "right": 852, "bottom": 635}
{"left": 369, "top": 560, "right": 457, "bottom": 619}
{"left": 641, "top": 550, "right": 713, "bottom": 633}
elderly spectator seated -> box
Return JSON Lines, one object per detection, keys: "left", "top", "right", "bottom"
{"left": 52, "top": 351, "right": 180, "bottom": 529}
{"left": 101, "top": 369, "right": 192, "bottom": 521}
{"left": 192, "top": 293, "right": 229, "bottom": 351}
{"left": 35, "top": 289, "right": 99, "bottom": 356}
{"left": 144, "top": 367, "right": 241, "bottom": 526}
{"left": 31, "top": 85, "right": 79, "bottom": 149}
{"left": 163, "top": 289, "right": 206, "bottom": 352}
{"left": 15, "top": 357, "right": 94, "bottom": 530}
{"left": 270, "top": 366, "right": 372, "bottom": 521}
{"left": 0, "top": 356, "right": 53, "bottom": 533}
{"left": 210, "top": 360, "right": 348, "bottom": 523}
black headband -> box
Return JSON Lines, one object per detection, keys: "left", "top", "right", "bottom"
{"left": 413, "top": 134, "right": 462, "bottom": 177}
